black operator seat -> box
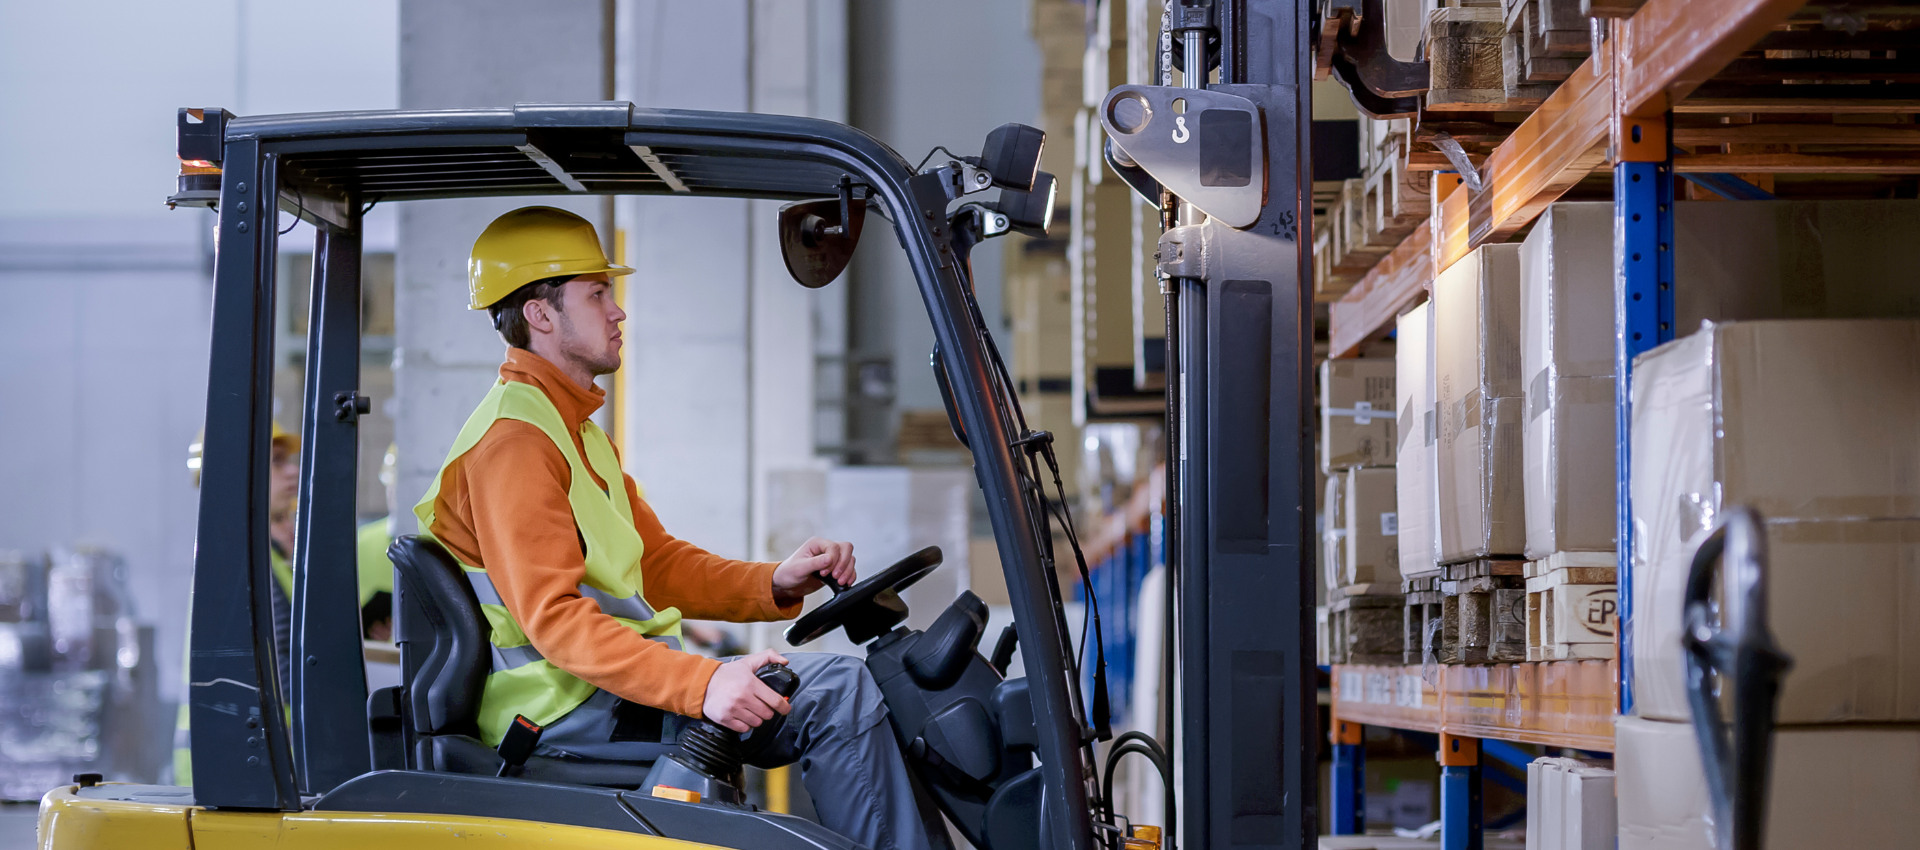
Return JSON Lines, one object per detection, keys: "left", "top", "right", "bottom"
{"left": 387, "top": 535, "right": 655, "bottom": 788}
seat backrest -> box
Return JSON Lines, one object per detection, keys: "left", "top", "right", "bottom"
{"left": 387, "top": 535, "right": 489, "bottom": 738}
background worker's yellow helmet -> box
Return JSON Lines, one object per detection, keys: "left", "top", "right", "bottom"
{"left": 188, "top": 422, "right": 298, "bottom": 487}
{"left": 467, "top": 206, "right": 632, "bottom": 310}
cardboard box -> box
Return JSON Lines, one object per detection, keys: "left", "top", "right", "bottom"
{"left": 1520, "top": 203, "right": 1617, "bottom": 559}
{"left": 1320, "top": 358, "right": 1397, "bottom": 471}
{"left": 1395, "top": 301, "right": 1440, "bottom": 581}
{"left": 1615, "top": 716, "right": 1920, "bottom": 850}
{"left": 1634, "top": 517, "right": 1920, "bottom": 724}
{"left": 1434, "top": 243, "right": 1525, "bottom": 563}
{"left": 1672, "top": 199, "right": 1920, "bottom": 332}
{"left": 1342, "top": 467, "right": 1400, "bottom": 592}
{"left": 1630, "top": 320, "right": 1920, "bottom": 722}
{"left": 1528, "top": 757, "right": 1615, "bottom": 850}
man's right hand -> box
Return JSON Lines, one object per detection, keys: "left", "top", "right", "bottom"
{"left": 702, "top": 648, "right": 793, "bottom": 733}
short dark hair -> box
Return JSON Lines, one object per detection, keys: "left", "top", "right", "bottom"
{"left": 488, "top": 275, "right": 572, "bottom": 348}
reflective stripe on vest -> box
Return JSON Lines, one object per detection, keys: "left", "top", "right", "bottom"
{"left": 415, "top": 378, "right": 683, "bottom": 746}
{"left": 463, "top": 568, "right": 684, "bottom": 672}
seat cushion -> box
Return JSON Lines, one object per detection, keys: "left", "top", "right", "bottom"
{"left": 423, "top": 734, "right": 656, "bottom": 790}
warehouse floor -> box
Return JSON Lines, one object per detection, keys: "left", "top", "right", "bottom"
{"left": 0, "top": 803, "right": 36, "bottom": 849}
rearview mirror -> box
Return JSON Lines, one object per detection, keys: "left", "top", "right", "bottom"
{"left": 778, "top": 193, "right": 866, "bottom": 289}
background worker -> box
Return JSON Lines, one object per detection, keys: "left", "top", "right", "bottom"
{"left": 174, "top": 422, "right": 301, "bottom": 784}
{"left": 415, "top": 207, "right": 943, "bottom": 850}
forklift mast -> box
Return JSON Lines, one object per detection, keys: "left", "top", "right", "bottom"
{"left": 1105, "top": 1, "right": 1319, "bottom": 847}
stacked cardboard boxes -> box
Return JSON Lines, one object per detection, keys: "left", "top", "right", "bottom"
{"left": 1321, "top": 359, "right": 1399, "bottom": 663}
{"left": 1623, "top": 319, "right": 1920, "bottom": 849}
{"left": 1432, "top": 244, "right": 1528, "bottom": 662}
{"left": 1519, "top": 203, "right": 1618, "bottom": 661}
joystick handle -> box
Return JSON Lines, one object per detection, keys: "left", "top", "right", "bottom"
{"left": 756, "top": 662, "right": 802, "bottom": 697}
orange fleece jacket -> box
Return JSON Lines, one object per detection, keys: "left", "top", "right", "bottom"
{"left": 426, "top": 348, "right": 801, "bottom": 718}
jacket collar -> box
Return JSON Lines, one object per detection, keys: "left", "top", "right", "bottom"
{"left": 500, "top": 347, "right": 604, "bottom": 429}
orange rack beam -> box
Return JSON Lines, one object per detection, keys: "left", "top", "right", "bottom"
{"left": 1331, "top": 661, "right": 1619, "bottom": 752}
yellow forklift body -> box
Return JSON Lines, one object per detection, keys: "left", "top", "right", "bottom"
{"left": 38, "top": 784, "right": 716, "bottom": 850}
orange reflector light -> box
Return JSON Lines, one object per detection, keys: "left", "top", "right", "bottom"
{"left": 180, "top": 158, "right": 221, "bottom": 175}
{"left": 650, "top": 785, "right": 700, "bottom": 803}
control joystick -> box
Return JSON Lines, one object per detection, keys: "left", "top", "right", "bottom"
{"left": 640, "top": 662, "right": 801, "bottom": 806}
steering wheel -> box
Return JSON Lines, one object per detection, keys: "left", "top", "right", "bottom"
{"left": 785, "top": 546, "right": 944, "bottom": 646}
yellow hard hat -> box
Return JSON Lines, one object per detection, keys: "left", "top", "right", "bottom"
{"left": 189, "top": 422, "right": 297, "bottom": 487}
{"left": 467, "top": 206, "right": 632, "bottom": 310}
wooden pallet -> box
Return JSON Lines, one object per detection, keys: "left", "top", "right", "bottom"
{"left": 1403, "top": 587, "right": 1445, "bottom": 664}
{"left": 1314, "top": 139, "right": 1432, "bottom": 301}
{"left": 1525, "top": 552, "right": 1617, "bottom": 661}
{"left": 1428, "top": 6, "right": 1519, "bottom": 110}
{"left": 1329, "top": 592, "right": 1406, "bottom": 665}
{"left": 1440, "top": 557, "right": 1525, "bottom": 582}
{"left": 1444, "top": 574, "right": 1528, "bottom": 663}
{"left": 1503, "top": 0, "right": 1590, "bottom": 104}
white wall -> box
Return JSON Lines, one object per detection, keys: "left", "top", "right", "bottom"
{"left": 0, "top": 0, "right": 399, "bottom": 701}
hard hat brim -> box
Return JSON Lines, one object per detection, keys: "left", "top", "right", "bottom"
{"left": 468, "top": 263, "right": 635, "bottom": 310}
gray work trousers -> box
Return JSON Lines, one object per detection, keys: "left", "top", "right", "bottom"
{"left": 534, "top": 651, "right": 947, "bottom": 850}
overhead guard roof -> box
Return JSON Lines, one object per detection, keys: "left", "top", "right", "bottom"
{"left": 220, "top": 102, "right": 913, "bottom": 205}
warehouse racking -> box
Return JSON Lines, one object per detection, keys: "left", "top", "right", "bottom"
{"left": 1082, "top": 0, "right": 1920, "bottom": 846}
{"left": 1320, "top": 1, "right": 1917, "bottom": 847}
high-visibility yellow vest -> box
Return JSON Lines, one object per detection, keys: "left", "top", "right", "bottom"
{"left": 415, "top": 379, "right": 683, "bottom": 747}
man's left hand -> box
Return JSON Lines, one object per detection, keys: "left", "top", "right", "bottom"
{"left": 773, "top": 536, "right": 856, "bottom": 604}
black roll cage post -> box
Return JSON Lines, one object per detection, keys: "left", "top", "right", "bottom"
{"left": 179, "top": 104, "right": 1101, "bottom": 850}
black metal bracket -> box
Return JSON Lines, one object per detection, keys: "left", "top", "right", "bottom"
{"left": 1316, "top": 0, "right": 1428, "bottom": 118}
{"left": 333, "top": 391, "right": 371, "bottom": 423}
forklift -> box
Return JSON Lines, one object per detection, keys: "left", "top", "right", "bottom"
{"left": 38, "top": 2, "right": 1327, "bottom": 848}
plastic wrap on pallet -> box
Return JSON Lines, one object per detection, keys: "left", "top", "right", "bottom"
{"left": 1520, "top": 203, "right": 1617, "bottom": 560}
{"left": 1320, "top": 358, "right": 1397, "bottom": 472}
{"left": 1616, "top": 716, "right": 1920, "bottom": 850}
{"left": 1671, "top": 200, "right": 1920, "bottom": 329}
{"left": 1396, "top": 302, "right": 1440, "bottom": 582}
{"left": 1629, "top": 320, "right": 1920, "bottom": 723}
{"left": 1325, "top": 472, "right": 1348, "bottom": 607}
{"left": 1434, "top": 244, "right": 1526, "bottom": 564}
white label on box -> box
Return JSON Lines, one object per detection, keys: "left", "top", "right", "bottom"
{"left": 1340, "top": 670, "right": 1365, "bottom": 703}
{"left": 1396, "top": 674, "right": 1424, "bottom": 708}
{"left": 1364, "top": 671, "right": 1395, "bottom": 705}
{"left": 1380, "top": 512, "right": 1399, "bottom": 536}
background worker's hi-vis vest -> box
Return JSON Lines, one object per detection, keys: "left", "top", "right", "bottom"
{"left": 416, "top": 380, "right": 683, "bottom": 747}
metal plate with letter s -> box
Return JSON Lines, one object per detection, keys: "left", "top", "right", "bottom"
{"left": 1100, "top": 85, "right": 1266, "bottom": 228}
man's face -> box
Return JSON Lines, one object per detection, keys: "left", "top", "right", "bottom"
{"left": 268, "top": 441, "right": 299, "bottom": 518}
{"left": 552, "top": 273, "right": 626, "bottom": 377}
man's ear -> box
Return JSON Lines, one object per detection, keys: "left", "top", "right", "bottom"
{"left": 522, "top": 297, "right": 555, "bottom": 335}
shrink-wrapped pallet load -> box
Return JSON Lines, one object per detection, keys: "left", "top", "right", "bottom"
{"left": 1629, "top": 320, "right": 1920, "bottom": 723}
{"left": 1395, "top": 302, "right": 1439, "bottom": 583}
{"left": 1433, "top": 244, "right": 1525, "bottom": 564}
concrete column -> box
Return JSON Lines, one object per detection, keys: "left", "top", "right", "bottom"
{"left": 846, "top": 0, "right": 1041, "bottom": 460}
{"left": 614, "top": 0, "right": 846, "bottom": 562}
{"left": 393, "top": 0, "right": 614, "bottom": 530}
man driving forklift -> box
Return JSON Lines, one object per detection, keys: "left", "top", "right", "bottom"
{"left": 413, "top": 205, "right": 943, "bottom": 850}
